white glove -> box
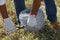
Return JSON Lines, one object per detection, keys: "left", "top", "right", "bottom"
{"left": 27, "top": 15, "right": 37, "bottom": 27}
{"left": 4, "top": 18, "right": 17, "bottom": 35}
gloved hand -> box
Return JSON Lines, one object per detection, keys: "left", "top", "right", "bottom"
{"left": 4, "top": 18, "right": 17, "bottom": 35}
{"left": 27, "top": 14, "right": 37, "bottom": 27}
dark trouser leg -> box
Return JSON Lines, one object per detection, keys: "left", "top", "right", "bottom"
{"left": 44, "top": 0, "right": 60, "bottom": 29}
{"left": 14, "top": 0, "right": 26, "bottom": 24}
{"left": 44, "top": 0, "right": 57, "bottom": 22}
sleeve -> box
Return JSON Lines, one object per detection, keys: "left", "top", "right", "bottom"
{"left": 0, "top": 0, "right": 6, "bottom": 5}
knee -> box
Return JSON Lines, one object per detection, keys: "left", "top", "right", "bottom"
{"left": 0, "top": 0, "right": 6, "bottom": 5}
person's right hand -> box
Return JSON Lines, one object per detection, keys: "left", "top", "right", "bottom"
{"left": 4, "top": 18, "right": 17, "bottom": 35}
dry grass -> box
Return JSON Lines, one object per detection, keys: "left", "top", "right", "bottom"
{"left": 0, "top": 0, "right": 60, "bottom": 40}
